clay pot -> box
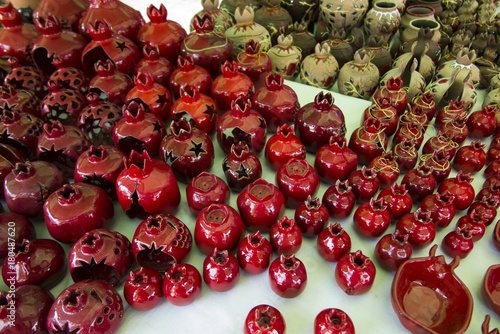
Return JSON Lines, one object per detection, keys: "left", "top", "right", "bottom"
{"left": 254, "top": 0, "right": 293, "bottom": 45}
{"left": 360, "top": 36, "right": 392, "bottom": 76}
{"left": 300, "top": 42, "right": 338, "bottom": 89}
{"left": 411, "top": 0, "right": 443, "bottom": 16}
{"left": 338, "top": 50, "right": 380, "bottom": 100}
{"left": 290, "top": 21, "right": 317, "bottom": 58}
{"left": 400, "top": 5, "right": 435, "bottom": 32}
{"left": 401, "top": 19, "right": 441, "bottom": 61}
{"left": 325, "top": 28, "right": 355, "bottom": 68}
{"left": 319, "top": 0, "right": 369, "bottom": 32}
{"left": 281, "top": 0, "right": 319, "bottom": 23}
{"left": 435, "top": 49, "right": 481, "bottom": 88}
{"left": 364, "top": 2, "right": 401, "bottom": 45}
{"left": 267, "top": 34, "right": 302, "bottom": 80}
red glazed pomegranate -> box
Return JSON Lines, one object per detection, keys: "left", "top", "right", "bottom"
{"left": 296, "top": 91, "right": 346, "bottom": 153}
{"left": 222, "top": 142, "right": 262, "bottom": 191}
{"left": 46, "top": 279, "right": 123, "bottom": 334}
{"left": 163, "top": 263, "right": 202, "bottom": 306}
{"left": 0, "top": 109, "right": 43, "bottom": 160}
{"left": 391, "top": 138, "right": 419, "bottom": 172}
{"left": 236, "top": 40, "right": 272, "bottom": 90}
{"left": 237, "top": 231, "right": 273, "bottom": 275}
{"left": 264, "top": 124, "right": 306, "bottom": 170}
{"left": 69, "top": 229, "right": 133, "bottom": 286}
{"left": 203, "top": 248, "right": 240, "bottom": 292}
{"left": 374, "top": 231, "right": 413, "bottom": 271}
{"left": 348, "top": 166, "right": 380, "bottom": 203}
{"left": 322, "top": 180, "right": 356, "bottom": 220}
{"left": 269, "top": 216, "right": 302, "bottom": 256}
{"left": 124, "top": 267, "right": 163, "bottom": 311}
{"left": 467, "top": 105, "right": 498, "bottom": 138}
{"left": 136, "top": 3, "right": 186, "bottom": 63}
{"left": 377, "top": 183, "right": 413, "bottom": 222}
{"left": 442, "top": 224, "right": 474, "bottom": 259}
{"left": 269, "top": 254, "right": 307, "bottom": 298}
{"left": 294, "top": 196, "right": 329, "bottom": 237}
{"left": 0, "top": 212, "right": 35, "bottom": 260}
{"left": 453, "top": 139, "right": 487, "bottom": 174}
{"left": 169, "top": 55, "right": 212, "bottom": 100}
{"left": 401, "top": 164, "right": 437, "bottom": 203}
{"left": 335, "top": 250, "right": 376, "bottom": 295}
{"left": 4, "top": 58, "right": 47, "bottom": 98}
{"left": 316, "top": 223, "right": 351, "bottom": 262}
{"left": 395, "top": 209, "right": 436, "bottom": 249}
{"left": 276, "top": 158, "right": 320, "bottom": 208}
{"left": 35, "top": 0, "right": 87, "bottom": 32}
{"left": 438, "top": 171, "right": 475, "bottom": 211}
{"left": 245, "top": 304, "right": 286, "bottom": 334}
{"left": 40, "top": 80, "right": 86, "bottom": 126}
{"left": 438, "top": 113, "right": 470, "bottom": 145}
{"left": 186, "top": 172, "right": 230, "bottom": 217}
{"left": 43, "top": 183, "right": 114, "bottom": 244}
{"left": 435, "top": 99, "right": 466, "bottom": 129}
{"left": 237, "top": 178, "right": 286, "bottom": 232}
{"left": 135, "top": 44, "right": 174, "bottom": 88}
{"left": 421, "top": 134, "right": 458, "bottom": 161}
{"left": 369, "top": 151, "right": 400, "bottom": 188}
{"left": 363, "top": 97, "right": 399, "bottom": 136}
{"left": 353, "top": 198, "right": 391, "bottom": 238}
{"left": 456, "top": 210, "right": 487, "bottom": 242}
{"left": 315, "top": 136, "right": 358, "bottom": 183}
{"left": 410, "top": 91, "right": 436, "bottom": 121}
{"left": 373, "top": 76, "right": 408, "bottom": 115}
{"left": 349, "top": 118, "right": 387, "bottom": 165}
{"left": 468, "top": 195, "right": 498, "bottom": 226}
{"left": 0, "top": 85, "right": 40, "bottom": 117}
{"left": 88, "top": 59, "right": 134, "bottom": 105}
{"left": 252, "top": 72, "right": 299, "bottom": 132}
{"left": 132, "top": 214, "right": 192, "bottom": 272}
{"left": 116, "top": 150, "right": 180, "bottom": 219}
{"left": 419, "top": 192, "right": 456, "bottom": 229}
{"left": 314, "top": 308, "right": 355, "bottom": 334}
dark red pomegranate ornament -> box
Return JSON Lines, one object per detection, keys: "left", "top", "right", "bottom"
{"left": 456, "top": 210, "right": 487, "bottom": 242}
{"left": 374, "top": 230, "right": 413, "bottom": 271}
{"left": 0, "top": 144, "right": 24, "bottom": 197}
{"left": 467, "top": 104, "right": 498, "bottom": 138}
{"left": 395, "top": 209, "right": 436, "bottom": 249}
{"left": 115, "top": 150, "right": 180, "bottom": 219}
{"left": 438, "top": 171, "right": 475, "bottom": 211}
{"left": 180, "top": 13, "right": 233, "bottom": 77}
{"left": 78, "top": 92, "right": 123, "bottom": 146}
{"left": 421, "top": 134, "right": 458, "bottom": 161}
{"left": 112, "top": 100, "right": 166, "bottom": 157}
{"left": 296, "top": 91, "right": 346, "bottom": 153}
{"left": 46, "top": 279, "right": 123, "bottom": 334}
{"left": 468, "top": 195, "right": 498, "bottom": 226}
{"left": 124, "top": 267, "right": 163, "bottom": 311}
{"left": 418, "top": 150, "right": 452, "bottom": 184}
{"left": 265, "top": 124, "right": 306, "bottom": 170}
{"left": 32, "top": 13, "right": 86, "bottom": 75}
{"left": 373, "top": 76, "right": 408, "bottom": 115}
{"left": 377, "top": 183, "right": 413, "bottom": 222}
{"left": 0, "top": 109, "right": 43, "bottom": 160}
{"left": 134, "top": 44, "right": 174, "bottom": 88}
{"left": 349, "top": 118, "right": 387, "bottom": 165}
{"left": 269, "top": 254, "right": 307, "bottom": 298}
{"left": 160, "top": 118, "right": 214, "bottom": 183}
{"left": 40, "top": 79, "right": 86, "bottom": 126}
{"left": 88, "top": 59, "right": 134, "bottom": 105}
{"left": 2, "top": 238, "right": 65, "bottom": 289}
{"left": 245, "top": 304, "right": 286, "bottom": 334}
{"left": 453, "top": 139, "right": 487, "bottom": 174}
{"left": 49, "top": 57, "right": 88, "bottom": 94}
{"left": 442, "top": 224, "right": 474, "bottom": 259}
{"left": 132, "top": 214, "right": 192, "bottom": 272}
{"left": 43, "top": 183, "right": 114, "bottom": 244}
{"left": 0, "top": 212, "right": 35, "bottom": 260}
{"left": 136, "top": 3, "right": 186, "bottom": 63}
{"left": 69, "top": 229, "right": 133, "bottom": 286}
{"left": 186, "top": 171, "right": 230, "bottom": 217}
{"left": 0, "top": 284, "right": 54, "bottom": 334}
{"left": 0, "top": 85, "right": 40, "bottom": 117}
{"left": 316, "top": 223, "right": 351, "bottom": 262}
{"left": 419, "top": 192, "right": 456, "bottom": 229}
{"left": 401, "top": 164, "right": 437, "bottom": 203}
{"left": 369, "top": 151, "right": 400, "bottom": 188}
{"left": 216, "top": 97, "right": 267, "bottom": 154}
{"left": 294, "top": 196, "right": 329, "bottom": 237}
{"left": 163, "top": 263, "right": 202, "bottom": 306}
{"left": 335, "top": 250, "right": 376, "bottom": 295}
{"left": 203, "top": 248, "right": 240, "bottom": 292}
{"left": 37, "top": 121, "right": 91, "bottom": 178}
{"left": 236, "top": 39, "right": 272, "bottom": 90}
{"left": 438, "top": 113, "right": 470, "bottom": 145}
{"left": 74, "top": 145, "right": 125, "bottom": 198}
{"left": 269, "top": 216, "right": 302, "bottom": 255}
{"left": 393, "top": 121, "right": 425, "bottom": 149}
{"left": 170, "top": 85, "right": 219, "bottom": 135}
{"left": 195, "top": 203, "right": 245, "bottom": 255}
{"left": 348, "top": 166, "right": 380, "bottom": 203}
{"left": 435, "top": 99, "right": 466, "bottom": 129}
{"left": 353, "top": 198, "right": 391, "bottom": 238}
{"left": 276, "top": 158, "right": 320, "bottom": 208}
{"left": 3, "top": 161, "right": 66, "bottom": 218}
{"left": 410, "top": 91, "right": 436, "bottom": 121}
{"left": 237, "top": 231, "right": 273, "bottom": 275}
{"left": 212, "top": 60, "right": 255, "bottom": 113}
{"left": 252, "top": 72, "right": 300, "bottom": 132}
{"left": 125, "top": 72, "right": 173, "bottom": 122}
{"left": 169, "top": 55, "right": 212, "bottom": 100}
{"left": 4, "top": 58, "right": 47, "bottom": 98}
{"left": 0, "top": 2, "right": 40, "bottom": 66}
{"left": 322, "top": 180, "right": 357, "bottom": 220}
{"left": 314, "top": 308, "right": 355, "bottom": 334}
{"left": 315, "top": 135, "right": 358, "bottom": 183}
{"left": 237, "top": 178, "right": 286, "bottom": 233}
{"left": 222, "top": 142, "right": 262, "bottom": 191}
{"left": 363, "top": 97, "right": 399, "bottom": 136}
{"left": 34, "top": 0, "right": 87, "bottom": 32}
{"left": 391, "top": 138, "right": 419, "bottom": 172}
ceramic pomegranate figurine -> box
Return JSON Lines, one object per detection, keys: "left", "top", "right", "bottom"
{"left": 254, "top": 0, "right": 293, "bottom": 44}
{"left": 338, "top": 50, "right": 380, "bottom": 100}
{"left": 252, "top": 72, "right": 299, "bottom": 133}
{"left": 0, "top": 2, "right": 40, "bottom": 65}
{"left": 212, "top": 60, "right": 254, "bottom": 113}
{"left": 268, "top": 34, "right": 302, "bottom": 80}
{"left": 3, "top": 58, "right": 47, "bottom": 98}
{"left": 49, "top": 57, "right": 88, "bottom": 94}
{"left": 0, "top": 109, "right": 43, "bottom": 160}
{"left": 79, "top": 0, "right": 144, "bottom": 42}
{"left": 300, "top": 42, "right": 339, "bottom": 89}
{"left": 32, "top": 13, "right": 87, "bottom": 75}
{"left": 216, "top": 97, "right": 267, "bottom": 155}
{"left": 435, "top": 49, "right": 481, "bottom": 88}
{"left": 0, "top": 85, "right": 40, "bottom": 118}
{"left": 116, "top": 150, "right": 181, "bottom": 219}
{"left": 222, "top": 142, "right": 262, "bottom": 191}
{"left": 349, "top": 118, "right": 388, "bottom": 165}
{"left": 319, "top": 0, "right": 369, "bottom": 32}
{"left": 373, "top": 76, "right": 408, "bottom": 115}
{"left": 134, "top": 45, "right": 174, "bottom": 88}
{"left": 191, "top": 0, "right": 234, "bottom": 33}
{"left": 224, "top": 6, "right": 271, "bottom": 56}
{"left": 88, "top": 59, "right": 134, "bottom": 105}
{"left": 235, "top": 39, "right": 272, "bottom": 90}
{"left": 169, "top": 55, "right": 212, "bottom": 100}
{"left": 125, "top": 72, "right": 173, "bottom": 122}
{"left": 40, "top": 80, "right": 86, "bottom": 126}
{"left": 290, "top": 21, "right": 317, "bottom": 59}
{"left": 265, "top": 124, "right": 306, "bottom": 170}
{"left": 295, "top": 91, "right": 346, "bottom": 153}
{"left": 34, "top": 0, "right": 87, "bottom": 32}
{"left": 136, "top": 4, "right": 186, "bottom": 63}
{"left": 160, "top": 118, "right": 215, "bottom": 183}
{"left": 82, "top": 20, "right": 141, "bottom": 78}
{"left": 180, "top": 13, "right": 233, "bottom": 77}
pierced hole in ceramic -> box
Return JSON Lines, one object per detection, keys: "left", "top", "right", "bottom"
{"left": 407, "top": 5, "right": 434, "bottom": 15}
{"left": 329, "top": 315, "right": 342, "bottom": 326}
{"left": 376, "top": 2, "right": 397, "bottom": 9}
{"left": 410, "top": 19, "right": 439, "bottom": 30}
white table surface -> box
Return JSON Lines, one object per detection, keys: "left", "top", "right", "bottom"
{"left": 1, "top": 1, "right": 499, "bottom": 333}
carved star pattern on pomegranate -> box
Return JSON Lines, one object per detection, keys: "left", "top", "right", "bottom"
{"left": 76, "top": 257, "right": 108, "bottom": 275}
{"left": 236, "top": 163, "right": 251, "bottom": 179}
{"left": 222, "top": 127, "right": 252, "bottom": 145}
{"left": 52, "top": 322, "right": 80, "bottom": 334}
{"left": 115, "top": 41, "right": 129, "bottom": 52}
{"left": 155, "top": 93, "right": 169, "bottom": 109}
{"left": 126, "top": 188, "right": 147, "bottom": 218}
{"left": 165, "top": 150, "right": 178, "bottom": 162}
{"left": 152, "top": 120, "right": 163, "bottom": 133}
{"left": 204, "top": 104, "right": 217, "bottom": 121}
{"left": 6, "top": 76, "right": 24, "bottom": 89}
{"left": 38, "top": 145, "right": 69, "bottom": 164}
{"left": 189, "top": 140, "right": 206, "bottom": 157}
{"left": 0, "top": 102, "right": 16, "bottom": 112}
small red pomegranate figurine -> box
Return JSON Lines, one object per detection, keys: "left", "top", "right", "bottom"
{"left": 49, "top": 57, "right": 88, "bottom": 94}
{"left": 134, "top": 44, "right": 174, "bottom": 88}
{"left": 0, "top": 109, "right": 43, "bottom": 160}
{"left": 373, "top": 76, "right": 408, "bottom": 115}
{"left": 216, "top": 97, "right": 267, "bottom": 155}
{"left": 364, "top": 97, "right": 399, "bottom": 136}
{"left": 252, "top": 72, "right": 300, "bottom": 133}
{"left": 32, "top": 13, "right": 87, "bottom": 75}
{"left": 236, "top": 39, "right": 272, "bottom": 89}
{"left": 79, "top": 0, "right": 145, "bottom": 42}
{"left": 349, "top": 118, "right": 388, "bottom": 165}
{"left": 40, "top": 80, "right": 87, "bottom": 126}
{"left": 265, "top": 124, "right": 306, "bottom": 170}
{"left": 136, "top": 4, "right": 187, "bottom": 63}
{"left": 169, "top": 55, "right": 212, "bottom": 100}
{"left": 160, "top": 118, "right": 215, "bottom": 183}
{"left": 4, "top": 58, "right": 47, "bottom": 98}
{"left": 125, "top": 72, "right": 173, "bottom": 122}
{"left": 295, "top": 91, "right": 346, "bottom": 153}
{"left": 180, "top": 13, "right": 233, "bottom": 77}
{"left": 212, "top": 60, "right": 255, "bottom": 113}
{"left": 82, "top": 20, "right": 141, "bottom": 77}
{"left": 222, "top": 142, "right": 262, "bottom": 191}
{"left": 0, "top": 85, "right": 40, "bottom": 117}
{"left": 34, "top": 0, "right": 88, "bottom": 32}
{"left": 88, "top": 59, "right": 134, "bottom": 105}
{"left": 315, "top": 135, "right": 358, "bottom": 183}
{"left": 0, "top": 2, "right": 40, "bottom": 65}
{"left": 116, "top": 150, "right": 181, "bottom": 219}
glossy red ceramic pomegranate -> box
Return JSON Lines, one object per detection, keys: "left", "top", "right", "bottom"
{"left": 185, "top": 172, "right": 230, "bottom": 217}
{"left": 35, "top": 0, "right": 87, "bottom": 32}
{"left": 373, "top": 76, "right": 408, "bottom": 115}
{"left": 0, "top": 212, "right": 35, "bottom": 260}
{"left": 276, "top": 158, "right": 320, "bottom": 208}
{"left": 124, "top": 267, "right": 163, "bottom": 311}
{"left": 375, "top": 230, "right": 413, "bottom": 271}
{"left": 212, "top": 60, "right": 255, "bottom": 113}
{"left": 401, "top": 164, "right": 437, "bottom": 203}
{"left": 348, "top": 166, "right": 380, "bottom": 203}
{"left": 322, "top": 180, "right": 356, "bottom": 220}
{"left": 88, "top": 59, "right": 134, "bottom": 105}
{"left": 453, "top": 140, "right": 487, "bottom": 174}
{"left": 236, "top": 40, "right": 272, "bottom": 90}
{"left": 222, "top": 142, "right": 262, "bottom": 191}
{"left": 377, "top": 183, "right": 413, "bottom": 222}
{"left": 264, "top": 124, "right": 306, "bottom": 170}
{"left": 269, "top": 254, "right": 307, "bottom": 298}
{"left": 395, "top": 209, "right": 436, "bottom": 249}
{"left": 315, "top": 136, "right": 358, "bottom": 183}
{"left": 419, "top": 192, "right": 456, "bottom": 229}
{"left": 163, "top": 263, "right": 202, "bottom": 306}
{"left": 438, "top": 171, "right": 475, "bottom": 211}
{"left": 294, "top": 196, "right": 329, "bottom": 237}
{"left": 467, "top": 105, "right": 498, "bottom": 138}
{"left": 134, "top": 44, "right": 174, "bottom": 88}
{"left": 0, "top": 109, "right": 43, "bottom": 160}
{"left": 353, "top": 198, "right": 391, "bottom": 238}
{"left": 335, "top": 250, "right": 376, "bottom": 295}
{"left": 269, "top": 216, "right": 302, "bottom": 256}
{"left": 349, "top": 118, "right": 387, "bottom": 165}
{"left": 203, "top": 248, "right": 240, "bottom": 292}
{"left": 245, "top": 304, "right": 286, "bottom": 334}
{"left": 316, "top": 223, "right": 351, "bottom": 262}
{"left": 169, "top": 55, "right": 212, "bottom": 100}
{"left": 237, "top": 231, "right": 273, "bottom": 275}
{"left": 314, "top": 308, "right": 355, "bottom": 334}
{"left": 40, "top": 79, "right": 86, "bottom": 126}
